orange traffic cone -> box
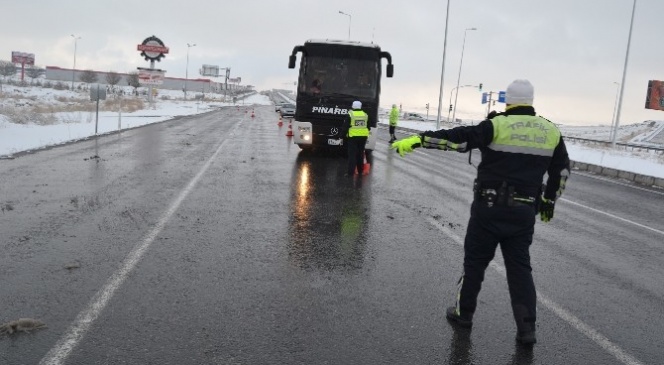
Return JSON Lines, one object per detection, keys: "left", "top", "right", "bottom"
{"left": 286, "top": 122, "right": 294, "bottom": 137}
{"left": 251, "top": 110, "right": 255, "bottom": 118}
{"left": 277, "top": 116, "right": 283, "bottom": 127}
{"left": 362, "top": 152, "right": 371, "bottom": 175}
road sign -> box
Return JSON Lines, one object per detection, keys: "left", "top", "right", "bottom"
{"left": 498, "top": 91, "right": 506, "bottom": 103}
{"left": 481, "top": 92, "right": 488, "bottom": 104}
{"left": 137, "top": 67, "right": 166, "bottom": 85}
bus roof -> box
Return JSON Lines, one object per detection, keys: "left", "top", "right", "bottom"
{"left": 305, "top": 39, "right": 381, "bottom": 50}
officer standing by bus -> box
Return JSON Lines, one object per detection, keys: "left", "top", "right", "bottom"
{"left": 345, "top": 100, "right": 370, "bottom": 176}
{"left": 390, "top": 79, "right": 570, "bottom": 345}
{"left": 389, "top": 104, "right": 399, "bottom": 143}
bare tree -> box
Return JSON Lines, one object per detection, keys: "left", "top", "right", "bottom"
{"left": 126, "top": 72, "right": 140, "bottom": 93}
{"left": 79, "top": 69, "right": 98, "bottom": 84}
{"left": 105, "top": 71, "right": 121, "bottom": 86}
{"left": 26, "top": 67, "right": 44, "bottom": 84}
{"left": 0, "top": 60, "right": 17, "bottom": 80}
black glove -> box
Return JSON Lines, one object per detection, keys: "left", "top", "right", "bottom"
{"left": 487, "top": 110, "right": 498, "bottom": 119}
{"left": 539, "top": 198, "right": 555, "bottom": 222}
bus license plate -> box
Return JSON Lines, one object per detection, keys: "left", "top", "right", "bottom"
{"left": 328, "top": 139, "right": 342, "bottom": 146}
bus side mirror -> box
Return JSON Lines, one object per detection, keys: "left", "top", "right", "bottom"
{"left": 288, "top": 55, "right": 296, "bottom": 69}
{"left": 386, "top": 64, "right": 394, "bottom": 78}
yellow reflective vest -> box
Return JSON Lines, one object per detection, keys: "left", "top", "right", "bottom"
{"left": 348, "top": 110, "right": 369, "bottom": 137}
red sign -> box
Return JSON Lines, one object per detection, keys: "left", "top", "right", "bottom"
{"left": 138, "top": 35, "right": 168, "bottom": 62}
{"left": 645, "top": 80, "right": 664, "bottom": 111}
{"left": 11, "top": 51, "right": 35, "bottom": 65}
{"left": 137, "top": 44, "right": 169, "bottom": 54}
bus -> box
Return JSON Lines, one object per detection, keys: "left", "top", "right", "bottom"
{"left": 288, "top": 39, "right": 394, "bottom": 151}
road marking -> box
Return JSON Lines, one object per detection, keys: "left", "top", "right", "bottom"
{"left": 40, "top": 116, "right": 244, "bottom": 365}
{"left": 571, "top": 170, "right": 664, "bottom": 196}
{"left": 426, "top": 217, "right": 646, "bottom": 365}
{"left": 560, "top": 198, "right": 664, "bottom": 236}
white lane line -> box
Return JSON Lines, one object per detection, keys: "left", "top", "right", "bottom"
{"left": 40, "top": 117, "right": 243, "bottom": 365}
{"left": 560, "top": 198, "right": 664, "bottom": 236}
{"left": 426, "top": 217, "right": 645, "bottom": 365}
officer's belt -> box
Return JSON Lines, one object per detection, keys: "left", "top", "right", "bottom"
{"left": 473, "top": 180, "right": 538, "bottom": 207}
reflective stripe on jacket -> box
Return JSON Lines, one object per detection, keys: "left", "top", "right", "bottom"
{"left": 348, "top": 110, "right": 369, "bottom": 137}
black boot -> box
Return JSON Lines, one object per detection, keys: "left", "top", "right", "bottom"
{"left": 516, "top": 329, "right": 537, "bottom": 345}
{"left": 515, "top": 321, "right": 537, "bottom": 345}
{"left": 446, "top": 307, "right": 473, "bottom": 328}
{"left": 513, "top": 305, "right": 537, "bottom": 345}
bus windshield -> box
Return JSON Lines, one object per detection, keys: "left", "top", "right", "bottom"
{"left": 299, "top": 55, "right": 379, "bottom": 99}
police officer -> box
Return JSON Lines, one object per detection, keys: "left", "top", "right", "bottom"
{"left": 389, "top": 104, "right": 399, "bottom": 143}
{"left": 345, "top": 100, "right": 370, "bottom": 176}
{"left": 390, "top": 79, "right": 570, "bottom": 345}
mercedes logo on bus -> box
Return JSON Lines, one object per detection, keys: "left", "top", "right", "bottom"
{"left": 137, "top": 36, "right": 169, "bottom": 62}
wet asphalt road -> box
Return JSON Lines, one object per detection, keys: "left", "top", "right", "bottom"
{"left": 1, "top": 105, "right": 663, "bottom": 365}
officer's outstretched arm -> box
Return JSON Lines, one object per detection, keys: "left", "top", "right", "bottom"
{"left": 421, "top": 135, "right": 468, "bottom": 152}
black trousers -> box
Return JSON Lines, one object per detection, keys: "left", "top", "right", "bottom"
{"left": 346, "top": 136, "right": 367, "bottom": 175}
{"left": 389, "top": 125, "right": 396, "bottom": 137}
{"left": 456, "top": 200, "right": 537, "bottom": 331}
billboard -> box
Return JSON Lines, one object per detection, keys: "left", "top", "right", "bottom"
{"left": 645, "top": 80, "right": 664, "bottom": 111}
{"left": 200, "top": 64, "right": 220, "bottom": 77}
{"left": 12, "top": 51, "right": 35, "bottom": 65}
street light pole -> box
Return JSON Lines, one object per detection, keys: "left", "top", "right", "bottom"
{"left": 612, "top": 0, "right": 637, "bottom": 148}
{"left": 435, "top": 0, "right": 451, "bottom": 130}
{"left": 339, "top": 11, "right": 351, "bottom": 40}
{"left": 70, "top": 34, "right": 81, "bottom": 90}
{"left": 610, "top": 81, "right": 620, "bottom": 141}
{"left": 448, "top": 84, "right": 474, "bottom": 123}
{"left": 185, "top": 43, "right": 196, "bottom": 100}
{"left": 451, "top": 27, "right": 477, "bottom": 125}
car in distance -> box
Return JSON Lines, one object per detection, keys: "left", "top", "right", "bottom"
{"left": 275, "top": 101, "right": 289, "bottom": 112}
{"left": 403, "top": 112, "right": 426, "bottom": 121}
{"left": 280, "top": 103, "right": 296, "bottom": 118}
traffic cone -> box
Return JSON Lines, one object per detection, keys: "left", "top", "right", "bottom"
{"left": 362, "top": 152, "right": 371, "bottom": 175}
{"left": 286, "top": 122, "right": 294, "bottom": 137}
{"left": 251, "top": 110, "right": 255, "bottom": 118}
{"left": 277, "top": 116, "right": 283, "bottom": 127}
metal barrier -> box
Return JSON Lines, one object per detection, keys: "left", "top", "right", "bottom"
{"left": 564, "top": 136, "right": 664, "bottom": 154}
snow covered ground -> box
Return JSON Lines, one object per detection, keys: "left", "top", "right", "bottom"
{"left": 2, "top": 83, "right": 664, "bottom": 180}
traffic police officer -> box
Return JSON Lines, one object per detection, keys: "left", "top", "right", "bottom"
{"left": 345, "top": 100, "right": 370, "bottom": 176}
{"left": 390, "top": 79, "right": 570, "bottom": 345}
{"left": 389, "top": 104, "right": 399, "bottom": 143}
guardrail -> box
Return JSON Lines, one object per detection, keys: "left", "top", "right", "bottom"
{"left": 564, "top": 136, "right": 664, "bottom": 154}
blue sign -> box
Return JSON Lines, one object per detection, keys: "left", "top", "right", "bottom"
{"left": 481, "top": 92, "right": 488, "bottom": 104}
{"left": 498, "top": 91, "right": 506, "bottom": 103}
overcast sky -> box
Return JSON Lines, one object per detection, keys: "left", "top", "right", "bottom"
{"left": 3, "top": 0, "right": 663, "bottom": 126}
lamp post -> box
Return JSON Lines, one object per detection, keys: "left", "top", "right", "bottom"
{"left": 184, "top": 43, "right": 196, "bottom": 100}
{"left": 610, "top": 81, "right": 620, "bottom": 141}
{"left": 448, "top": 84, "right": 474, "bottom": 123}
{"left": 435, "top": 0, "right": 451, "bottom": 130}
{"left": 612, "top": 0, "right": 637, "bottom": 148}
{"left": 70, "top": 34, "right": 81, "bottom": 90}
{"left": 451, "top": 27, "right": 477, "bottom": 125}
{"left": 339, "top": 11, "right": 351, "bottom": 40}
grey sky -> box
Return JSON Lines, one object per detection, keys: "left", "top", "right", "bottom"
{"left": 2, "top": 0, "right": 661, "bottom": 126}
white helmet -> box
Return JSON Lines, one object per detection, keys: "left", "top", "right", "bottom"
{"left": 352, "top": 100, "right": 362, "bottom": 109}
